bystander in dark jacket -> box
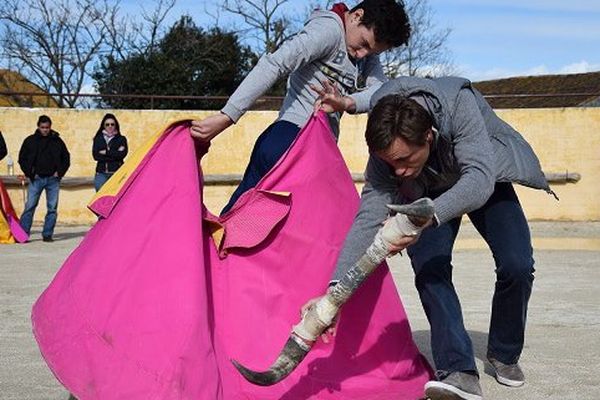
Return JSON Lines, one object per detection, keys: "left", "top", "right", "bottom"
{"left": 19, "top": 128, "right": 70, "bottom": 180}
{"left": 92, "top": 113, "right": 128, "bottom": 191}
{"left": 18, "top": 115, "right": 70, "bottom": 242}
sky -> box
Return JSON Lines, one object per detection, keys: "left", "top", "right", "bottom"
{"left": 121, "top": 0, "right": 600, "bottom": 81}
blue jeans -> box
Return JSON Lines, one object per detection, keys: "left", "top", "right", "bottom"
{"left": 94, "top": 172, "right": 113, "bottom": 192}
{"left": 221, "top": 120, "right": 300, "bottom": 215}
{"left": 407, "top": 183, "right": 534, "bottom": 377}
{"left": 20, "top": 176, "right": 61, "bottom": 238}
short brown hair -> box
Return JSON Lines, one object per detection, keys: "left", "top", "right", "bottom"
{"left": 350, "top": 0, "right": 411, "bottom": 48}
{"left": 365, "top": 95, "right": 433, "bottom": 151}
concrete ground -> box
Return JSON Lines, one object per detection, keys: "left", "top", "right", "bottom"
{"left": 1, "top": 222, "right": 599, "bottom": 400}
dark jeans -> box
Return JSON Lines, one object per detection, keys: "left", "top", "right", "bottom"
{"left": 20, "top": 176, "right": 60, "bottom": 238}
{"left": 94, "top": 172, "right": 113, "bottom": 192}
{"left": 407, "top": 182, "right": 535, "bottom": 377}
{"left": 221, "top": 120, "right": 300, "bottom": 215}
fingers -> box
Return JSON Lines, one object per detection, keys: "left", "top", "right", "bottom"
{"left": 320, "top": 320, "right": 337, "bottom": 343}
{"left": 190, "top": 121, "right": 215, "bottom": 143}
{"left": 313, "top": 98, "right": 322, "bottom": 116}
{"left": 386, "top": 234, "right": 419, "bottom": 253}
{"left": 322, "top": 79, "right": 337, "bottom": 94}
{"left": 309, "top": 83, "right": 326, "bottom": 96}
{"left": 300, "top": 299, "right": 317, "bottom": 317}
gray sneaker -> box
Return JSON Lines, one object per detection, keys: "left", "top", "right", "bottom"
{"left": 425, "top": 371, "right": 483, "bottom": 400}
{"left": 487, "top": 355, "right": 525, "bottom": 387}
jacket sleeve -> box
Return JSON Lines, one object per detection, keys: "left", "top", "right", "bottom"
{"left": 92, "top": 135, "right": 109, "bottom": 162}
{"left": 18, "top": 137, "right": 33, "bottom": 178}
{"left": 58, "top": 139, "right": 70, "bottom": 178}
{"left": 0, "top": 132, "right": 7, "bottom": 161}
{"left": 221, "top": 17, "right": 340, "bottom": 123}
{"left": 331, "top": 155, "right": 399, "bottom": 282}
{"left": 106, "top": 136, "right": 128, "bottom": 161}
{"left": 432, "top": 88, "right": 496, "bottom": 224}
{"left": 348, "top": 55, "right": 387, "bottom": 114}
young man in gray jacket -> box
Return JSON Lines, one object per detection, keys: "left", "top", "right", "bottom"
{"left": 190, "top": 0, "right": 411, "bottom": 214}
{"left": 308, "top": 76, "right": 554, "bottom": 400}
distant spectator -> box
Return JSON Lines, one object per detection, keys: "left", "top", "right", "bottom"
{"left": 18, "top": 115, "right": 70, "bottom": 242}
{"left": 0, "top": 131, "right": 7, "bottom": 161}
{"left": 92, "top": 113, "right": 128, "bottom": 191}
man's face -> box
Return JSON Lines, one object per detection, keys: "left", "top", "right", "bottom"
{"left": 345, "top": 9, "right": 390, "bottom": 59}
{"left": 375, "top": 131, "right": 433, "bottom": 179}
{"left": 38, "top": 122, "right": 51, "bottom": 136}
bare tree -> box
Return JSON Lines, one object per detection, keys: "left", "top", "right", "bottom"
{"left": 0, "top": 0, "right": 118, "bottom": 107}
{"left": 381, "top": 0, "right": 454, "bottom": 78}
{"left": 224, "top": 0, "right": 454, "bottom": 77}
{"left": 0, "top": 0, "right": 177, "bottom": 107}
{"left": 221, "top": 0, "right": 293, "bottom": 54}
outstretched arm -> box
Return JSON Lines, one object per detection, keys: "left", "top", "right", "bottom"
{"left": 190, "top": 17, "right": 340, "bottom": 143}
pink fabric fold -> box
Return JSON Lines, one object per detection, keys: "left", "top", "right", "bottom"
{"left": 32, "top": 113, "right": 432, "bottom": 399}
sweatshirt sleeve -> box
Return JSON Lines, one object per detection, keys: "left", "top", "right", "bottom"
{"left": 221, "top": 17, "right": 341, "bottom": 123}
{"left": 433, "top": 88, "right": 496, "bottom": 224}
{"left": 348, "top": 55, "right": 387, "bottom": 114}
{"left": 0, "top": 132, "right": 7, "bottom": 161}
{"left": 331, "top": 155, "right": 399, "bottom": 282}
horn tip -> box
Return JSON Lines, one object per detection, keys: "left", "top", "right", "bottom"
{"left": 230, "top": 359, "right": 278, "bottom": 387}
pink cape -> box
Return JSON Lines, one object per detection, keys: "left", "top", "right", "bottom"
{"left": 32, "top": 113, "right": 432, "bottom": 399}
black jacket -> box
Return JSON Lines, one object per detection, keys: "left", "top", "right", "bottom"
{"left": 92, "top": 133, "right": 128, "bottom": 173}
{"left": 18, "top": 130, "right": 70, "bottom": 180}
{"left": 0, "top": 132, "right": 6, "bottom": 161}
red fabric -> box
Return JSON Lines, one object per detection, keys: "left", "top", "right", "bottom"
{"left": 331, "top": 3, "right": 348, "bottom": 30}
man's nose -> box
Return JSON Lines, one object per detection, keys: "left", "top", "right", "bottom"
{"left": 395, "top": 167, "right": 409, "bottom": 177}
{"left": 355, "top": 48, "right": 368, "bottom": 59}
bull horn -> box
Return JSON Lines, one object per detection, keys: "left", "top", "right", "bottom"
{"left": 232, "top": 197, "right": 435, "bottom": 386}
{"left": 231, "top": 334, "right": 312, "bottom": 386}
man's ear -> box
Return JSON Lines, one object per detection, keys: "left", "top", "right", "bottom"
{"left": 426, "top": 129, "right": 434, "bottom": 143}
{"left": 351, "top": 8, "right": 364, "bottom": 23}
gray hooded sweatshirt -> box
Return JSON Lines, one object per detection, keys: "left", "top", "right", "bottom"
{"left": 220, "top": 9, "right": 387, "bottom": 139}
{"left": 332, "top": 76, "right": 553, "bottom": 281}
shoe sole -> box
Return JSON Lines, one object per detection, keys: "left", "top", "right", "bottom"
{"left": 495, "top": 374, "right": 525, "bottom": 387}
{"left": 425, "top": 382, "right": 483, "bottom": 400}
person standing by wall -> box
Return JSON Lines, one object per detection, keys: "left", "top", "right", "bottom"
{"left": 92, "top": 113, "right": 128, "bottom": 191}
{"left": 18, "top": 115, "right": 70, "bottom": 242}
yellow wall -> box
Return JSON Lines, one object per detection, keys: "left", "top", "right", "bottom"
{"left": 0, "top": 107, "right": 598, "bottom": 224}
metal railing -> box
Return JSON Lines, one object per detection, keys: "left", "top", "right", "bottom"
{"left": 0, "top": 171, "right": 582, "bottom": 188}
{"left": 0, "top": 91, "right": 284, "bottom": 109}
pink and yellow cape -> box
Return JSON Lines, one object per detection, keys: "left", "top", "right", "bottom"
{"left": 0, "top": 178, "right": 28, "bottom": 244}
{"left": 32, "top": 113, "right": 432, "bottom": 399}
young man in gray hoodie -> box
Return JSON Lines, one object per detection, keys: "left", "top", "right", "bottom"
{"left": 306, "top": 76, "right": 554, "bottom": 400}
{"left": 190, "top": 0, "right": 411, "bottom": 214}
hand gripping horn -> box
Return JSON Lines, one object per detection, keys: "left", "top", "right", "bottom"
{"left": 231, "top": 197, "right": 435, "bottom": 386}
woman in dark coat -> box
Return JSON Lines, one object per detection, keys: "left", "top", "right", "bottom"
{"left": 92, "top": 114, "right": 128, "bottom": 191}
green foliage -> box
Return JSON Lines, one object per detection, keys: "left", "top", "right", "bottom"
{"left": 93, "top": 16, "right": 256, "bottom": 109}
